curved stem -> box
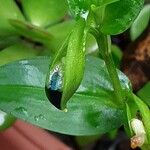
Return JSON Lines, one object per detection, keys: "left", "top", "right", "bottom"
{"left": 93, "top": 30, "right": 124, "bottom": 106}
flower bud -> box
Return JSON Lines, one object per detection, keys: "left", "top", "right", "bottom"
{"left": 130, "top": 118, "right": 146, "bottom": 149}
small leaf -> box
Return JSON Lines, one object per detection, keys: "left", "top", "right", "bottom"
{"left": 130, "top": 4, "right": 150, "bottom": 41}
{"left": 0, "top": 56, "right": 131, "bottom": 135}
{"left": 100, "top": 0, "right": 144, "bottom": 34}
{"left": 22, "top": 0, "right": 68, "bottom": 27}
{"left": 0, "top": 0, "right": 24, "bottom": 36}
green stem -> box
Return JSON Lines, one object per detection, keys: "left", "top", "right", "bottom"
{"left": 95, "top": 32, "right": 124, "bottom": 106}
{"left": 142, "top": 145, "right": 150, "bottom": 150}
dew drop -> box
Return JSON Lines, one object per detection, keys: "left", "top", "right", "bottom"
{"left": 15, "top": 107, "right": 28, "bottom": 116}
{"left": 34, "top": 116, "right": 39, "bottom": 122}
{"left": 63, "top": 108, "right": 68, "bottom": 113}
{"left": 34, "top": 114, "right": 46, "bottom": 122}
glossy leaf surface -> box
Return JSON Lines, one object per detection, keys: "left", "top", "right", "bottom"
{"left": 100, "top": 0, "right": 144, "bottom": 34}
{"left": 0, "top": 42, "right": 37, "bottom": 131}
{"left": 22, "top": 0, "right": 68, "bottom": 27}
{"left": 0, "top": 0, "right": 24, "bottom": 36}
{"left": 130, "top": 4, "right": 150, "bottom": 41}
{"left": 0, "top": 56, "right": 131, "bottom": 135}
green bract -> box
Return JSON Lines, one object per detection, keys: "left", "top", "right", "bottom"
{"left": 61, "top": 18, "right": 87, "bottom": 108}
{"left": 46, "top": 18, "right": 87, "bottom": 109}
{"left": 0, "top": 56, "right": 131, "bottom": 135}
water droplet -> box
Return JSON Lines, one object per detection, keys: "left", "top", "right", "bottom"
{"left": 34, "top": 114, "right": 46, "bottom": 122}
{"left": 15, "top": 107, "right": 28, "bottom": 116}
{"left": 38, "top": 114, "right": 46, "bottom": 120}
{"left": 34, "top": 116, "right": 39, "bottom": 121}
{"left": 63, "top": 108, "right": 68, "bottom": 113}
{"left": 80, "top": 10, "right": 89, "bottom": 20}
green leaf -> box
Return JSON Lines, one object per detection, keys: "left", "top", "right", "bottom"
{"left": 9, "top": 19, "right": 53, "bottom": 44}
{"left": 130, "top": 4, "right": 150, "bottom": 41}
{"left": 0, "top": 42, "right": 38, "bottom": 131}
{"left": 67, "top": 0, "right": 119, "bottom": 19}
{"left": 67, "top": 0, "right": 143, "bottom": 35}
{"left": 0, "top": 43, "right": 39, "bottom": 66}
{"left": 137, "top": 82, "right": 150, "bottom": 107}
{"left": 0, "top": 56, "right": 131, "bottom": 135}
{"left": 61, "top": 18, "right": 87, "bottom": 108}
{"left": 0, "top": 0, "right": 24, "bottom": 37}
{"left": 100, "top": 0, "right": 144, "bottom": 35}
{"left": 22, "top": 0, "right": 68, "bottom": 27}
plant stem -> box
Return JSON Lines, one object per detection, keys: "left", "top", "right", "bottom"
{"left": 142, "top": 145, "right": 150, "bottom": 150}
{"left": 95, "top": 31, "right": 124, "bottom": 106}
